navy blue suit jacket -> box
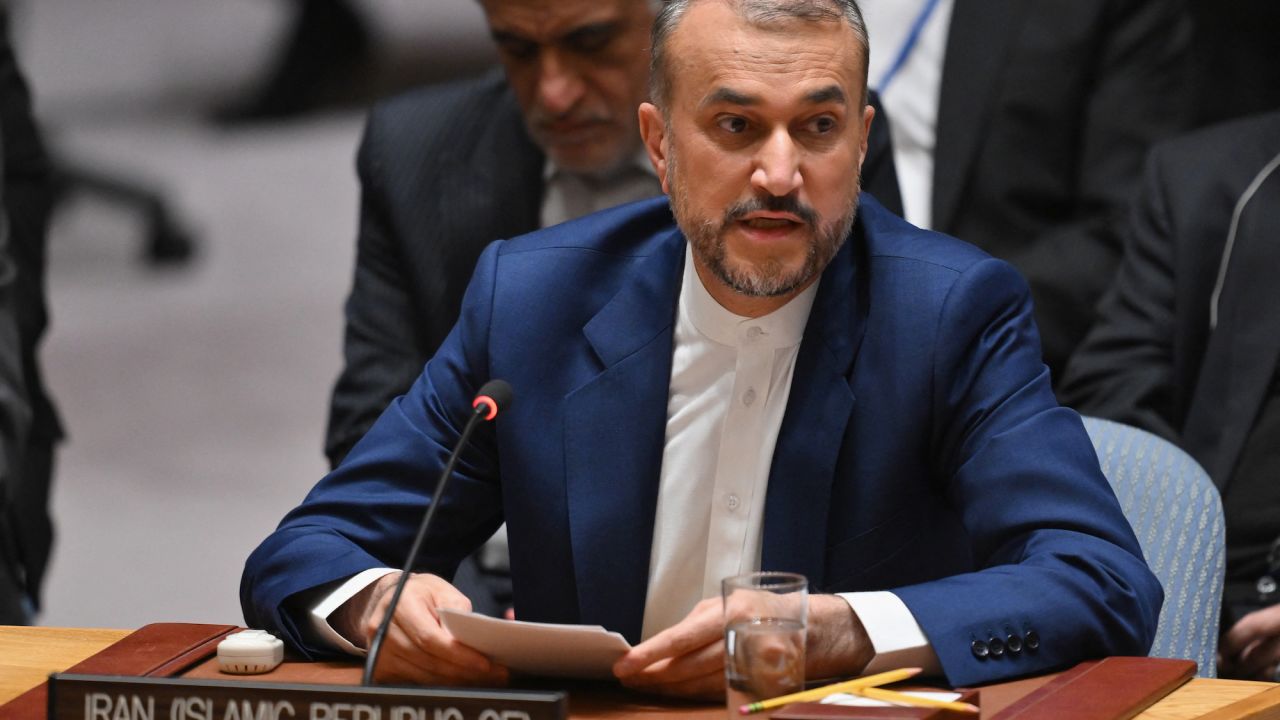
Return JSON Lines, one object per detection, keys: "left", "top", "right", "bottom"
{"left": 244, "top": 196, "right": 1160, "bottom": 686}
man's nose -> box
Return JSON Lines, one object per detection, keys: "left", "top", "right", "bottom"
{"left": 536, "top": 50, "right": 585, "bottom": 116}
{"left": 751, "top": 128, "right": 803, "bottom": 198}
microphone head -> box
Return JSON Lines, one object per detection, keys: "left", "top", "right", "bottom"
{"left": 472, "top": 379, "right": 514, "bottom": 421}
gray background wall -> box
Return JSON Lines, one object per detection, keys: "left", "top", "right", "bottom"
{"left": 15, "top": 0, "right": 497, "bottom": 628}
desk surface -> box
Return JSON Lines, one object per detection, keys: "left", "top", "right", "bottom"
{"left": 0, "top": 626, "right": 129, "bottom": 705}
{"left": 1, "top": 626, "right": 1275, "bottom": 719}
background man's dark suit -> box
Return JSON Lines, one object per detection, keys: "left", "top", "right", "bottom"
{"left": 324, "top": 69, "right": 901, "bottom": 467}
{"left": 932, "top": 0, "right": 1191, "bottom": 381}
{"left": 0, "top": 6, "right": 61, "bottom": 621}
{"left": 0, "top": 133, "right": 33, "bottom": 625}
{"left": 1061, "top": 111, "right": 1280, "bottom": 610}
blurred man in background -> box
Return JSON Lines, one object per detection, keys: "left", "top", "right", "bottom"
{"left": 0, "top": 5, "right": 61, "bottom": 624}
{"left": 324, "top": 0, "right": 667, "bottom": 618}
{"left": 1062, "top": 111, "right": 1280, "bottom": 681}
{"left": 857, "top": 0, "right": 1192, "bottom": 383}
{"left": 0, "top": 147, "right": 33, "bottom": 624}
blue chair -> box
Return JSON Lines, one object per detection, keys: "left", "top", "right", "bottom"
{"left": 1082, "top": 416, "right": 1225, "bottom": 677}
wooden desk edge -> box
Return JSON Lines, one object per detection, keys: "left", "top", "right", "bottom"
{"left": 0, "top": 626, "right": 131, "bottom": 705}
{"left": 3, "top": 627, "right": 1279, "bottom": 719}
{"left": 1192, "top": 682, "right": 1280, "bottom": 720}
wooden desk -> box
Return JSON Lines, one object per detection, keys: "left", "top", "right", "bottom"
{"left": 1, "top": 626, "right": 1276, "bottom": 719}
{"left": 0, "top": 626, "right": 129, "bottom": 706}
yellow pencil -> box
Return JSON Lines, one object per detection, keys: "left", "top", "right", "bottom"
{"left": 738, "top": 667, "right": 923, "bottom": 714}
{"left": 855, "top": 686, "right": 979, "bottom": 713}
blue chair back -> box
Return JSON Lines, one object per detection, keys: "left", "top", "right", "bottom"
{"left": 1082, "top": 416, "right": 1225, "bottom": 677}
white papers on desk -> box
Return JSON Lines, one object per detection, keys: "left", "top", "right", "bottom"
{"left": 821, "top": 691, "right": 963, "bottom": 707}
{"left": 438, "top": 609, "right": 632, "bottom": 679}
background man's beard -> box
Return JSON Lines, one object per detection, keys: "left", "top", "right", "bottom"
{"left": 669, "top": 155, "right": 859, "bottom": 298}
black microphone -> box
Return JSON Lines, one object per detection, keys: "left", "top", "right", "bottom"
{"left": 362, "top": 379, "right": 513, "bottom": 686}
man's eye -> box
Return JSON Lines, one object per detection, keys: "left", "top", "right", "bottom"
{"left": 718, "top": 117, "right": 748, "bottom": 134}
{"left": 808, "top": 116, "right": 837, "bottom": 133}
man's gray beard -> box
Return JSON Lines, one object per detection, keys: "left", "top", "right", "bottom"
{"left": 669, "top": 152, "right": 859, "bottom": 298}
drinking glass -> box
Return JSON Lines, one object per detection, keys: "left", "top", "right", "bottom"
{"left": 722, "top": 572, "right": 808, "bottom": 716}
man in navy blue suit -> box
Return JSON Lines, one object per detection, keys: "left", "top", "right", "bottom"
{"left": 244, "top": 0, "right": 1160, "bottom": 697}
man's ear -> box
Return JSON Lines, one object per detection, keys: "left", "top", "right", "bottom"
{"left": 638, "top": 102, "right": 670, "bottom": 193}
{"left": 858, "top": 103, "right": 874, "bottom": 173}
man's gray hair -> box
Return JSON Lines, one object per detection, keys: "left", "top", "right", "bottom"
{"left": 649, "top": 0, "right": 869, "bottom": 110}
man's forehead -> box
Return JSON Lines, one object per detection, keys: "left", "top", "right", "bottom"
{"left": 671, "top": 3, "right": 865, "bottom": 102}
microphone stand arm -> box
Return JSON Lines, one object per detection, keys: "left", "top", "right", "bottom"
{"left": 361, "top": 403, "right": 488, "bottom": 686}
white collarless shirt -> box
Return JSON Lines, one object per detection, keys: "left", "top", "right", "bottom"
{"left": 641, "top": 245, "right": 819, "bottom": 638}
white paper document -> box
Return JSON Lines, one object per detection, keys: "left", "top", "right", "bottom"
{"left": 438, "top": 609, "right": 633, "bottom": 679}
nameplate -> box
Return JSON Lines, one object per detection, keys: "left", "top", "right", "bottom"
{"left": 48, "top": 673, "right": 566, "bottom": 720}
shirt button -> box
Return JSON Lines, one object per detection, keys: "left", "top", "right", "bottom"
{"left": 746, "top": 326, "right": 764, "bottom": 340}
{"left": 743, "top": 388, "right": 757, "bottom": 406}
{"left": 726, "top": 493, "right": 740, "bottom": 511}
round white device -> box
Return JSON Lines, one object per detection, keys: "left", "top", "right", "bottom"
{"left": 217, "top": 629, "right": 284, "bottom": 674}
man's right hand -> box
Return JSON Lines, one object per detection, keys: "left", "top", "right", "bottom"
{"left": 1220, "top": 603, "right": 1280, "bottom": 681}
{"left": 333, "top": 571, "right": 510, "bottom": 686}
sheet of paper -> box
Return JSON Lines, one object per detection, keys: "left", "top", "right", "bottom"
{"left": 821, "top": 691, "right": 963, "bottom": 707}
{"left": 439, "top": 608, "right": 632, "bottom": 679}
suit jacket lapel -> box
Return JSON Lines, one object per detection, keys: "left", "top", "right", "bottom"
{"left": 563, "top": 231, "right": 685, "bottom": 644}
{"left": 1184, "top": 168, "right": 1280, "bottom": 488}
{"left": 932, "top": 0, "right": 1026, "bottom": 232}
{"left": 762, "top": 225, "right": 865, "bottom": 589}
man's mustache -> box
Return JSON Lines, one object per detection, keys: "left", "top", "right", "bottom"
{"left": 724, "top": 194, "right": 819, "bottom": 228}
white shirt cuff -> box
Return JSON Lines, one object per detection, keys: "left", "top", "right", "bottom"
{"left": 308, "top": 568, "right": 399, "bottom": 656}
{"left": 838, "top": 591, "right": 942, "bottom": 676}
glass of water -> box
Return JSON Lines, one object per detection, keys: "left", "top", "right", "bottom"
{"left": 722, "top": 572, "right": 808, "bottom": 716}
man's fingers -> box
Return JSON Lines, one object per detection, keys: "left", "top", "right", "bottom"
{"left": 374, "top": 614, "right": 510, "bottom": 685}
{"left": 395, "top": 586, "right": 494, "bottom": 674}
{"left": 622, "top": 638, "right": 725, "bottom": 687}
{"left": 1237, "top": 634, "right": 1280, "bottom": 680}
{"left": 1222, "top": 605, "right": 1280, "bottom": 659}
{"left": 616, "top": 598, "right": 722, "bottom": 676}
{"left": 357, "top": 572, "right": 506, "bottom": 685}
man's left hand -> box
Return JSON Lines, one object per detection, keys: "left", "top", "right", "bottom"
{"left": 611, "top": 594, "right": 875, "bottom": 700}
{"left": 613, "top": 597, "right": 725, "bottom": 699}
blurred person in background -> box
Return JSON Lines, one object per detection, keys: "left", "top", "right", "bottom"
{"left": 0, "top": 5, "right": 61, "bottom": 624}
{"left": 1060, "top": 110, "right": 1280, "bottom": 681}
{"left": 325, "top": 0, "right": 667, "bottom": 619}
{"left": 857, "top": 0, "right": 1193, "bottom": 384}
{"left": 0, "top": 142, "right": 33, "bottom": 625}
